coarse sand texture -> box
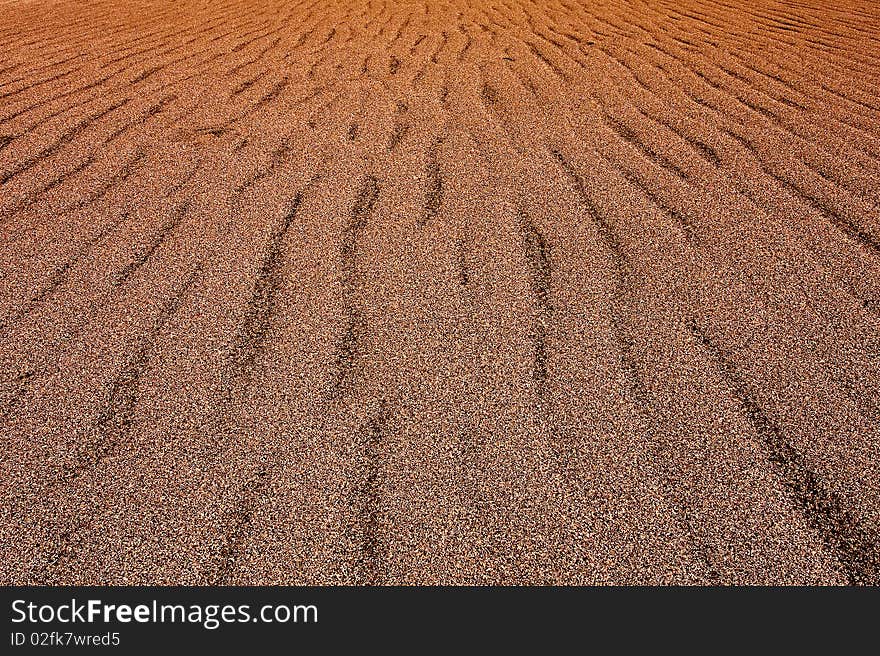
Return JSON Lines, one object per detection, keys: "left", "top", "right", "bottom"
{"left": 1, "top": 0, "right": 879, "bottom": 585}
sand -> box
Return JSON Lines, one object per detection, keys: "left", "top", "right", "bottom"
{"left": 1, "top": 0, "right": 879, "bottom": 585}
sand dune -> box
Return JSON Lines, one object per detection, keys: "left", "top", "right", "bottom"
{"left": 1, "top": 0, "right": 879, "bottom": 584}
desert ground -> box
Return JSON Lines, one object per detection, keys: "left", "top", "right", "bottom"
{"left": 1, "top": 0, "right": 879, "bottom": 585}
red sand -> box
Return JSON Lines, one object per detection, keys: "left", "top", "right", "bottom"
{"left": 1, "top": 0, "right": 879, "bottom": 584}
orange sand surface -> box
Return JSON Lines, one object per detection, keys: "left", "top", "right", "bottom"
{"left": 1, "top": 0, "right": 879, "bottom": 584}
